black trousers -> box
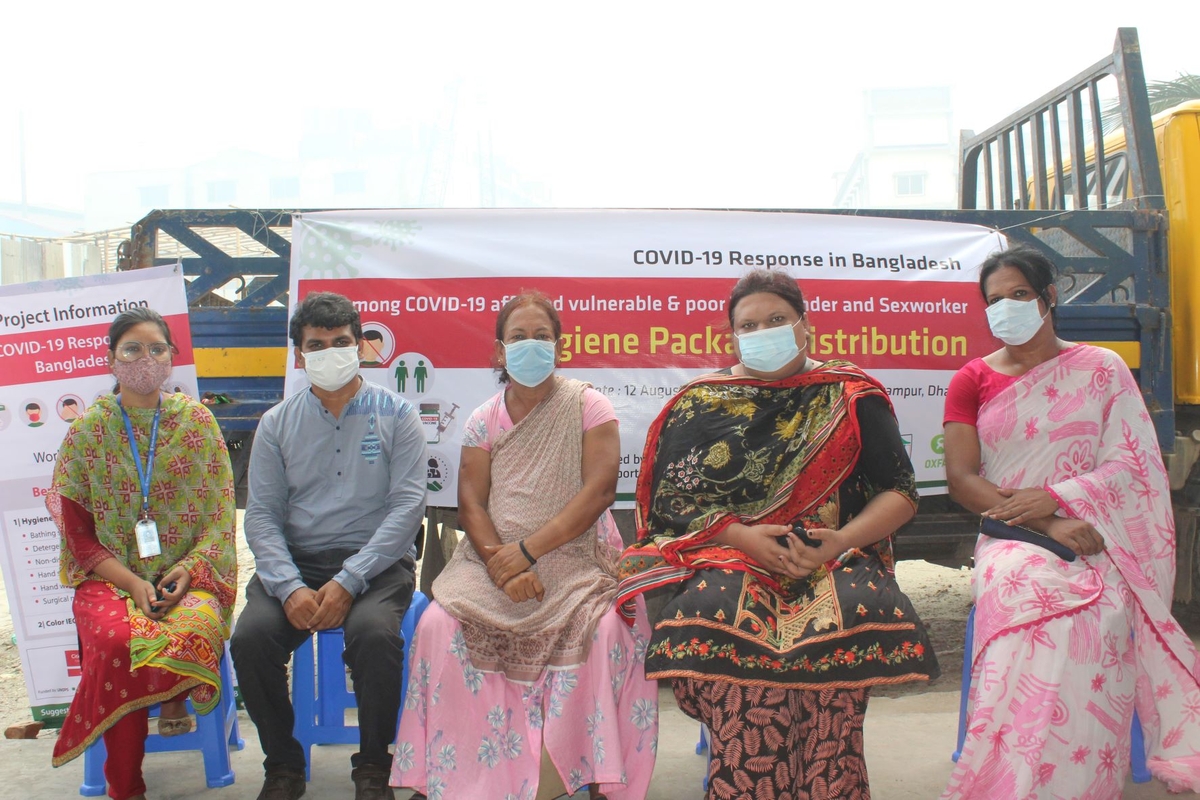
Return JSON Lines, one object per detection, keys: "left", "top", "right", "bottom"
{"left": 231, "top": 548, "right": 414, "bottom": 772}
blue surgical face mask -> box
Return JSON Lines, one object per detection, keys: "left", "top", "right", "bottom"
{"left": 503, "top": 339, "right": 557, "bottom": 387}
{"left": 736, "top": 319, "right": 805, "bottom": 373}
{"left": 985, "top": 297, "right": 1050, "bottom": 346}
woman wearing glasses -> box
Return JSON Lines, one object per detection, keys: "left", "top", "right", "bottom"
{"left": 47, "top": 307, "right": 237, "bottom": 800}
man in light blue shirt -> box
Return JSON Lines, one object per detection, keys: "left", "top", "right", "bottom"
{"left": 232, "top": 292, "right": 426, "bottom": 800}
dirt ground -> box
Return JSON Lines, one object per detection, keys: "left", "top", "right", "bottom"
{"left": 0, "top": 521, "right": 974, "bottom": 730}
{"left": 8, "top": 526, "right": 1199, "bottom": 799}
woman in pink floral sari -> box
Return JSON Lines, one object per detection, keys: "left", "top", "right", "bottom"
{"left": 942, "top": 246, "right": 1200, "bottom": 798}
{"left": 392, "top": 292, "right": 657, "bottom": 800}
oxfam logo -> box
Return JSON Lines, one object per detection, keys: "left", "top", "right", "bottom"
{"left": 930, "top": 434, "right": 944, "bottom": 455}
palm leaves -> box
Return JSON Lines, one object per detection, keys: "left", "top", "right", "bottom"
{"left": 1102, "top": 74, "right": 1200, "bottom": 133}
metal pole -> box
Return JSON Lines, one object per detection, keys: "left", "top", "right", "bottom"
{"left": 18, "top": 110, "right": 27, "bottom": 209}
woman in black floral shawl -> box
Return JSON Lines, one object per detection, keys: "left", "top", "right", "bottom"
{"left": 617, "top": 270, "right": 938, "bottom": 800}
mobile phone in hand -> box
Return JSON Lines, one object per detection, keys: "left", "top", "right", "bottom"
{"left": 777, "top": 524, "right": 819, "bottom": 548}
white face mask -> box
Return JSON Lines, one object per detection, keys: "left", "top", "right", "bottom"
{"left": 303, "top": 345, "right": 361, "bottom": 391}
{"left": 736, "top": 319, "right": 805, "bottom": 373}
{"left": 985, "top": 298, "right": 1050, "bottom": 346}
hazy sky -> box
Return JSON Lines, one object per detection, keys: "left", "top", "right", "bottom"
{"left": 1, "top": 0, "right": 1195, "bottom": 226}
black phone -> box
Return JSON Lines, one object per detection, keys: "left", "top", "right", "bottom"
{"left": 154, "top": 581, "right": 178, "bottom": 603}
{"left": 777, "top": 524, "right": 818, "bottom": 548}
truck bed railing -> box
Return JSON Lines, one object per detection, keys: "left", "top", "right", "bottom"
{"left": 960, "top": 27, "right": 1164, "bottom": 214}
{"left": 953, "top": 27, "right": 1171, "bottom": 450}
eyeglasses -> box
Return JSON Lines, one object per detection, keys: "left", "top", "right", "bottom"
{"left": 115, "top": 342, "right": 174, "bottom": 362}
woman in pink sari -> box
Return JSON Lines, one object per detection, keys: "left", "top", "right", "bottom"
{"left": 942, "top": 246, "right": 1200, "bottom": 798}
{"left": 391, "top": 291, "right": 657, "bottom": 800}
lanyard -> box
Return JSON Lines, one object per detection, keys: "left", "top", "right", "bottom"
{"left": 119, "top": 399, "right": 162, "bottom": 519}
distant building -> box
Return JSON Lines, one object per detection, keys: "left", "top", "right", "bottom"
{"left": 0, "top": 230, "right": 118, "bottom": 285}
{"left": 0, "top": 203, "right": 110, "bottom": 286}
{"left": 84, "top": 108, "right": 551, "bottom": 230}
{"left": 0, "top": 201, "right": 84, "bottom": 238}
{"left": 833, "top": 87, "right": 958, "bottom": 209}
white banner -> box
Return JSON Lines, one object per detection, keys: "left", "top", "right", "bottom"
{"left": 287, "top": 209, "right": 1005, "bottom": 507}
{"left": 0, "top": 265, "right": 195, "bottom": 725}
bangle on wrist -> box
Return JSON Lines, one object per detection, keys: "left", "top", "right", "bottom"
{"left": 518, "top": 540, "right": 537, "bottom": 566}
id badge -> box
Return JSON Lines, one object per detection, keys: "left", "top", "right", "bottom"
{"left": 135, "top": 518, "right": 161, "bottom": 559}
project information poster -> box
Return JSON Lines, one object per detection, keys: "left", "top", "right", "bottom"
{"left": 0, "top": 265, "right": 196, "bottom": 725}
{"left": 289, "top": 210, "right": 1005, "bottom": 507}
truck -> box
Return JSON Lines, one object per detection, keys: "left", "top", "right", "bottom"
{"left": 119, "top": 28, "right": 1200, "bottom": 607}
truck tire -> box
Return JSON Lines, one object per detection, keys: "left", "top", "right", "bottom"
{"left": 1172, "top": 455, "right": 1200, "bottom": 617}
{"left": 1173, "top": 505, "right": 1200, "bottom": 618}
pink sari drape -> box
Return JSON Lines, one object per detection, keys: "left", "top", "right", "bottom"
{"left": 944, "top": 345, "right": 1200, "bottom": 798}
{"left": 392, "top": 379, "right": 658, "bottom": 798}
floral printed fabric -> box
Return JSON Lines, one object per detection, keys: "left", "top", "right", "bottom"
{"left": 393, "top": 377, "right": 657, "bottom": 797}
{"left": 617, "top": 363, "right": 937, "bottom": 689}
{"left": 943, "top": 345, "right": 1200, "bottom": 797}
{"left": 434, "top": 379, "right": 625, "bottom": 681}
{"left": 619, "top": 363, "right": 912, "bottom": 595}
{"left": 52, "top": 581, "right": 211, "bottom": 766}
{"left": 675, "top": 678, "right": 870, "bottom": 800}
{"left": 390, "top": 599, "right": 658, "bottom": 798}
{"left": 47, "top": 392, "right": 236, "bottom": 766}
{"left": 49, "top": 393, "right": 238, "bottom": 613}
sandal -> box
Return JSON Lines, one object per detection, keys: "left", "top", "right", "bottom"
{"left": 157, "top": 715, "right": 194, "bottom": 737}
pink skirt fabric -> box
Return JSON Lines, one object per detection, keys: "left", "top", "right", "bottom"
{"left": 391, "top": 600, "right": 658, "bottom": 799}
{"left": 943, "top": 541, "right": 1139, "bottom": 798}
{"left": 943, "top": 345, "right": 1200, "bottom": 796}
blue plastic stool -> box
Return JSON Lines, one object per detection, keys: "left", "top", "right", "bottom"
{"left": 80, "top": 644, "right": 244, "bottom": 795}
{"left": 953, "top": 605, "right": 1151, "bottom": 783}
{"left": 951, "top": 604, "right": 976, "bottom": 763}
{"left": 291, "top": 590, "right": 429, "bottom": 780}
{"left": 696, "top": 724, "right": 710, "bottom": 790}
